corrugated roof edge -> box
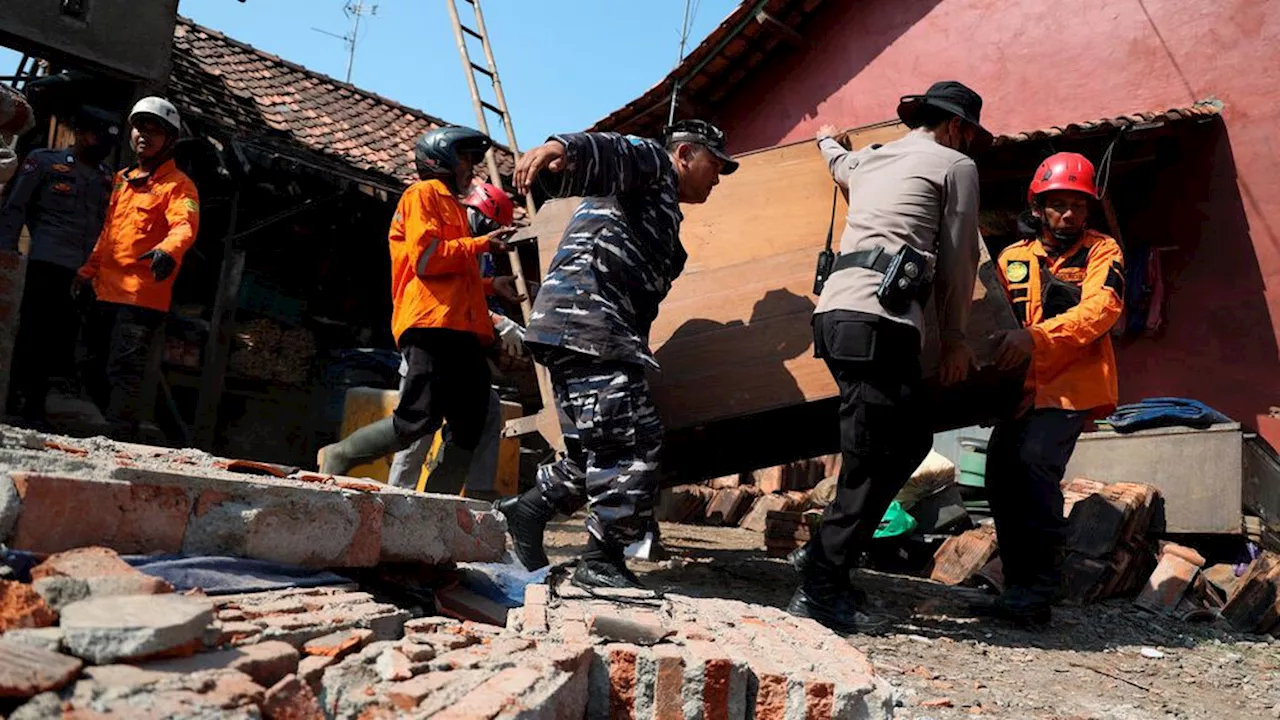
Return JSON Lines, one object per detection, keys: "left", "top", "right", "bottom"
{"left": 990, "top": 98, "right": 1224, "bottom": 147}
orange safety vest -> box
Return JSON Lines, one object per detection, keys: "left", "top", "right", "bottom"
{"left": 388, "top": 179, "right": 495, "bottom": 346}
{"left": 997, "top": 229, "right": 1124, "bottom": 416}
{"left": 78, "top": 159, "right": 199, "bottom": 312}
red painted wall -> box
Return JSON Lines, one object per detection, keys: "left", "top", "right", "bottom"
{"left": 715, "top": 0, "right": 1280, "bottom": 427}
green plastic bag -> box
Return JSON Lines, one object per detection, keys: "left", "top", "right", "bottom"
{"left": 873, "top": 500, "right": 917, "bottom": 539}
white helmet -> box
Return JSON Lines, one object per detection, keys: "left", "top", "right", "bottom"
{"left": 129, "top": 96, "right": 181, "bottom": 135}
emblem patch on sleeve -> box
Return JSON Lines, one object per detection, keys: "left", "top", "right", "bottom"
{"left": 1006, "top": 260, "right": 1030, "bottom": 283}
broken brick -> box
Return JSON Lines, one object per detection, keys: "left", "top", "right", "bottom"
{"left": 0, "top": 641, "right": 82, "bottom": 698}
{"left": 1221, "top": 552, "right": 1280, "bottom": 634}
{"left": 704, "top": 487, "right": 757, "bottom": 527}
{"left": 1136, "top": 552, "right": 1200, "bottom": 615}
{"left": 655, "top": 485, "right": 713, "bottom": 524}
{"left": 303, "top": 628, "right": 373, "bottom": 659}
{"left": 738, "top": 493, "right": 804, "bottom": 533}
{"left": 9, "top": 473, "right": 191, "bottom": 555}
{"left": 262, "top": 673, "right": 324, "bottom": 720}
{"left": 930, "top": 526, "right": 998, "bottom": 586}
{"left": 0, "top": 580, "right": 58, "bottom": 632}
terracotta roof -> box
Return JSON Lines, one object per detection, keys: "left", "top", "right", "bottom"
{"left": 592, "top": 0, "right": 829, "bottom": 137}
{"left": 989, "top": 99, "right": 1224, "bottom": 148}
{"left": 168, "top": 17, "right": 514, "bottom": 189}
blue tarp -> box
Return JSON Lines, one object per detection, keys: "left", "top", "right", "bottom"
{"left": 122, "top": 555, "right": 352, "bottom": 595}
{"left": 1106, "top": 397, "right": 1233, "bottom": 434}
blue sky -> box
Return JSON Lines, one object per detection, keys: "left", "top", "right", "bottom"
{"left": 2, "top": 0, "right": 740, "bottom": 150}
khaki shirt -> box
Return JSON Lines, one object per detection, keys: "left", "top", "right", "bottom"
{"left": 814, "top": 131, "right": 980, "bottom": 344}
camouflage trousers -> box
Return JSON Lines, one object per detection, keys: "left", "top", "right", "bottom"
{"left": 535, "top": 354, "right": 664, "bottom": 548}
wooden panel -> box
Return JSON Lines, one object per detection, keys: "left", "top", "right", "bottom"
{"left": 524, "top": 123, "right": 1023, "bottom": 431}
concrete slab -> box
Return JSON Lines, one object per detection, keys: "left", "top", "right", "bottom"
{"left": 1064, "top": 423, "right": 1243, "bottom": 533}
{"left": 0, "top": 427, "right": 506, "bottom": 567}
{"left": 59, "top": 594, "right": 215, "bottom": 664}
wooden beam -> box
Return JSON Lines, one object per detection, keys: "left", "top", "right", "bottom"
{"left": 194, "top": 192, "right": 244, "bottom": 450}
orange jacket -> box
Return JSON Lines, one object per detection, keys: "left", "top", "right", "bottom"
{"left": 388, "top": 179, "right": 495, "bottom": 346}
{"left": 998, "top": 229, "right": 1124, "bottom": 416}
{"left": 79, "top": 159, "right": 199, "bottom": 312}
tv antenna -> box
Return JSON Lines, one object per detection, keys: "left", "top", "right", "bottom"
{"left": 313, "top": 1, "right": 378, "bottom": 84}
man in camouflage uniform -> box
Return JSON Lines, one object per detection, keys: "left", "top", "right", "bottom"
{"left": 499, "top": 120, "right": 737, "bottom": 589}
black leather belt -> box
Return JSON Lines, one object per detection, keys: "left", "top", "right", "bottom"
{"left": 831, "top": 247, "right": 893, "bottom": 274}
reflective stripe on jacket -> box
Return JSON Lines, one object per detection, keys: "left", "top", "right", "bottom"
{"left": 79, "top": 159, "right": 199, "bottom": 312}
{"left": 997, "top": 229, "right": 1124, "bottom": 415}
{"left": 388, "top": 179, "right": 495, "bottom": 346}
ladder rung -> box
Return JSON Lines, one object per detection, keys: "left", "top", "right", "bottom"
{"left": 461, "top": 24, "right": 483, "bottom": 40}
{"left": 481, "top": 100, "right": 504, "bottom": 116}
{"left": 470, "top": 62, "right": 494, "bottom": 78}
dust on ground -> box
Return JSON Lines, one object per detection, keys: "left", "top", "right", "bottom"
{"left": 546, "top": 520, "right": 1280, "bottom": 720}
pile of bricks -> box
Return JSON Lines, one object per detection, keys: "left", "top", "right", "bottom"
{"left": 4, "top": 571, "right": 896, "bottom": 718}
{"left": 508, "top": 580, "right": 896, "bottom": 720}
{"left": 926, "top": 479, "right": 1162, "bottom": 604}
{"left": 0, "top": 429, "right": 506, "bottom": 568}
{"left": 1220, "top": 551, "right": 1280, "bottom": 635}
{"left": 762, "top": 510, "right": 823, "bottom": 558}
{"left": 656, "top": 455, "right": 836, "bottom": 533}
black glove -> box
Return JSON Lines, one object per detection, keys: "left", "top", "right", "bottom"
{"left": 139, "top": 249, "right": 177, "bottom": 282}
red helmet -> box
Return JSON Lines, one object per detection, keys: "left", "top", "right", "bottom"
{"left": 1027, "top": 152, "right": 1098, "bottom": 204}
{"left": 461, "top": 182, "right": 514, "bottom": 227}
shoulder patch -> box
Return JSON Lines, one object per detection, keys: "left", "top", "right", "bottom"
{"left": 1005, "top": 259, "right": 1030, "bottom": 283}
{"left": 19, "top": 156, "right": 39, "bottom": 175}
{"left": 182, "top": 197, "right": 200, "bottom": 213}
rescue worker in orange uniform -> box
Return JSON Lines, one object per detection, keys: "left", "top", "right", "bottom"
{"left": 317, "top": 127, "right": 519, "bottom": 475}
{"left": 386, "top": 181, "right": 527, "bottom": 498}
{"left": 77, "top": 97, "right": 199, "bottom": 438}
{"left": 984, "top": 152, "right": 1124, "bottom": 625}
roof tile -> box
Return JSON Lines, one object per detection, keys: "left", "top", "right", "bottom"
{"left": 167, "top": 16, "right": 514, "bottom": 187}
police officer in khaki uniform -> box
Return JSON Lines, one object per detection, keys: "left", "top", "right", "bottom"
{"left": 0, "top": 106, "right": 117, "bottom": 424}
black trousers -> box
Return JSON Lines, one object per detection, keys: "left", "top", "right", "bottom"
{"left": 8, "top": 260, "right": 78, "bottom": 418}
{"left": 813, "top": 310, "right": 932, "bottom": 570}
{"left": 986, "top": 408, "right": 1087, "bottom": 593}
{"left": 393, "top": 328, "right": 492, "bottom": 450}
{"left": 83, "top": 301, "right": 165, "bottom": 428}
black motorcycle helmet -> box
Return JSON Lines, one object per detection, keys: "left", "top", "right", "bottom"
{"left": 414, "top": 125, "right": 492, "bottom": 183}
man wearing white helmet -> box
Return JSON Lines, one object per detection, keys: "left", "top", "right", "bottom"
{"left": 77, "top": 96, "right": 200, "bottom": 439}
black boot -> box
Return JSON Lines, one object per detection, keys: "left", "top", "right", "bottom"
{"left": 318, "top": 418, "right": 407, "bottom": 476}
{"left": 973, "top": 585, "right": 1052, "bottom": 627}
{"left": 787, "top": 544, "right": 885, "bottom": 634}
{"left": 572, "top": 538, "right": 644, "bottom": 590}
{"left": 789, "top": 543, "right": 867, "bottom": 607}
{"left": 494, "top": 488, "right": 556, "bottom": 570}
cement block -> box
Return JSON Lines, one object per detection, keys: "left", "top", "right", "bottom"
{"left": 1064, "top": 423, "right": 1243, "bottom": 533}
{"left": 60, "top": 594, "right": 215, "bottom": 664}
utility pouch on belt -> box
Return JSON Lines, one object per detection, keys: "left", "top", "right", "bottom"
{"left": 829, "top": 244, "right": 933, "bottom": 315}
{"left": 812, "top": 185, "right": 839, "bottom": 296}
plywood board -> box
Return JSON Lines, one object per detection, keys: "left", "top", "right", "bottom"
{"left": 524, "top": 124, "right": 1023, "bottom": 430}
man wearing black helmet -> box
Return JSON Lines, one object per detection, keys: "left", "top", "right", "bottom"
{"left": 317, "top": 126, "right": 520, "bottom": 477}
{"left": 0, "top": 105, "right": 117, "bottom": 425}
{"left": 498, "top": 120, "right": 737, "bottom": 590}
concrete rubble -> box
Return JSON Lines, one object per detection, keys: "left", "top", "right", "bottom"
{"left": 0, "top": 577, "right": 895, "bottom": 719}
{"left": 0, "top": 428, "right": 506, "bottom": 567}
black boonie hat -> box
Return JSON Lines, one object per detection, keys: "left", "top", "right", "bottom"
{"left": 663, "top": 119, "right": 738, "bottom": 175}
{"left": 896, "top": 81, "right": 993, "bottom": 152}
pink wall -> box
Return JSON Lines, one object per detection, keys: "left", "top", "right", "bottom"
{"left": 717, "top": 0, "right": 1280, "bottom": 425}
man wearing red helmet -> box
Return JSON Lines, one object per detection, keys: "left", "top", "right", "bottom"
{"left": 985, "top": 151, "right": 1125, "bottom": 625}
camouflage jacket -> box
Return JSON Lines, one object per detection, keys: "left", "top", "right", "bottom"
{"left": 524, "top": 132, "right": 685, "bottom": 369}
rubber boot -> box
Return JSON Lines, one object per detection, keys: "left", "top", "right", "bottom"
{"left": 426, "top": 445, "right": 474, "bottom": 496}
{"left": 786, "top": 542, "right": 886, "bottom": 634}
{"left": 318, "top": 418, "right": 407, "bottom": 476}
{"left": 494, "top": 488, "right": 557, "bottom": 570}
